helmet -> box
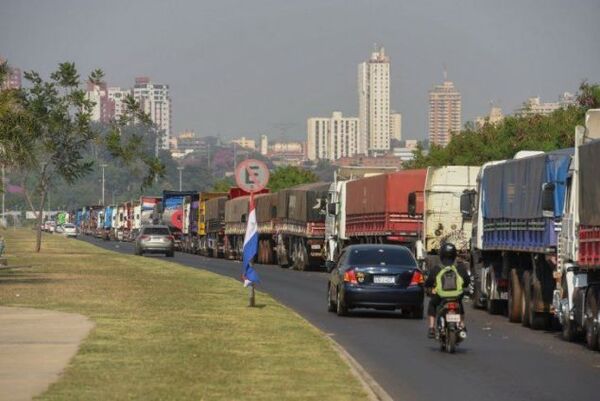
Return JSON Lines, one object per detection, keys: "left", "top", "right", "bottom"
{"left": 439, "top": 243, "right": 457, "bottom": 266}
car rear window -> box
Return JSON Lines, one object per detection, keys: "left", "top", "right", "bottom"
{"left": 347, "top": 247, "right": 415, "bottom": 266}
{"left": 63, "top": 224, "right": 75, "bottom": 228}
{"left": 143, "top": 227, "right": 170, "bottom": 235}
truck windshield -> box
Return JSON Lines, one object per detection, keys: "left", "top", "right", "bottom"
{"left": 347, "top": 247, "right": 416, "bottom": 267}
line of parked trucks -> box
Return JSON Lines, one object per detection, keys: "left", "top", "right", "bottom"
{"left": 71, "top": 109, "right": 600, "bottom": 351}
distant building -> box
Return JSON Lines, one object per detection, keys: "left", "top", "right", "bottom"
{"left": 475, "top": 105, "right": 504, "bottom": 129}
{"left": 231, "top": 136, "right": 256, "bottom": 150}
{"left": 404, "top": 139, "right": 419, "bottom": 150}
{"left": 428, "top": 77, "right": 462, "bottom": 147}
{"left": 333, "top": 154, "right": 405, "bottom": 169}
{"left": 177, "top": 131, "right": 208, "bottom": 152}
{"left": 390, "top": 112, "right": 402, "bottom": 141}
{"left": 307, "top": 111, "right": 360, "bottom": 161}
{"left": 260, "top": 135, "right": 268, "bottom": 156}
{"left": 133, "top": 77, "right": 171, "bottom": 150}
{"left": 0, "top": 57, "right": 21, "bottom": 91}
{"left": 268, "top": 141, "right": 305, "bottom": 166}
{"left": 107, "top": 87, "right": 131, "bottom": 120}
{"left": 359, "top": 47, "right": 391, "bottom": 154}
{"left": 86, "top": 82, "right": 115, "bottom": 124}
{"left": 516, "top": 92, "right": 577, "bottom": 116}
{"left": 390, "top": 147, "right": 415, "bottom": 162}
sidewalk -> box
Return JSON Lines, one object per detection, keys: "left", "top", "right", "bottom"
{"left": 0, "top": 307, "right": 94, "bottom": 401}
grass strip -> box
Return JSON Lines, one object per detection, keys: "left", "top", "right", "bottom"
{"left": 0, "top": 229, "right": 367, "bottom": 401}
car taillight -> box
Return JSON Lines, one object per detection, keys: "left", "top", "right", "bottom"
{"left": 343, "top": 269, "right": 358, "bottom": 284}
{"left": 140, "top": 235, "right": 150, "bottom": 241}
{"left": 409, "top": 270, "right": 424, "bottom": 286}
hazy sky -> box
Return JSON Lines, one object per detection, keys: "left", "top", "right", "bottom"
{"left": 2, "top": 0, "right": 599, "bottom": 141}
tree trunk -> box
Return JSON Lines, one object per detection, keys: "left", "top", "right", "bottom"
{"left": 34, "top": 189, "right": 47, "bottom": 253}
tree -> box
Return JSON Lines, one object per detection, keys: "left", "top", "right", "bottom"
{"left": 267, "top": 165, "right": 318, "bottom": 192}
{"left": 212, "top": 177, "right": 234, "bottom": 192}
{"left": 13, "top": 63, "right": 163, "bottom": 252}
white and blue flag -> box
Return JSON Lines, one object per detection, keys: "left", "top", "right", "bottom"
{"left": 242, "top": 194, "right": 260, "bottom": 286}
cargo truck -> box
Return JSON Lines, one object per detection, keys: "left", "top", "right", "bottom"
{"left": 203, "top": 196, "right": 227, "bottom": 257}
{"left": 273, "top": 182, "right": 329, "bottom": 270}
{"left": 416, "top": 166, "right": 480, "bottom": 270}
{"left": 465, "top": 148, "right": 573, "bottom": 325}
{"left": 181, "top": 192, "right": 227, "bottom": 254}
{"left": 160, "top": 191, "right": 197, "bottom": 249}
{"left": 555, "top": 109, "right": 600, "bottom": 349}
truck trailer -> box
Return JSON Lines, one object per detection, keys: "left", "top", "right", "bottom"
{"left": 556, "top": 109, "right": 600, "bottom": 349}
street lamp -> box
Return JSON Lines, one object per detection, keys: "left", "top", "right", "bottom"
{"left": 101, "top": 164, "right": 108, "bottom": 205}
{"left": 177, "top": 166, "right": 184, "bottom": 191}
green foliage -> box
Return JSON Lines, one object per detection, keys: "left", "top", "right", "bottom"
{"left": 212, "top": 177, "right": 234, "bottom": 192}
{"left": 405, "top": 83, "right": 600, "bottom": 168}
{"left": 268, "top": 165, "right": 318, "bottom": 192}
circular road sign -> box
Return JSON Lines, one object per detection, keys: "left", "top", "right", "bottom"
{"left": 235, "top": 159, "right": 270, "bottom": 193}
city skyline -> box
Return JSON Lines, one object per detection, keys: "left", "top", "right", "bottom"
{"left": 1, "top": 0, "right": 599, "bottom": 141}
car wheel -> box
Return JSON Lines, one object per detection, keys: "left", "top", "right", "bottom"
{"left": 410, "top": 306, "right": 424, "bottom": 319}
{"left": 327, "top": 283, "right": 336, "bottom": 313}
{"left": 336, "top": 287, "right": 348, "bottom": 317}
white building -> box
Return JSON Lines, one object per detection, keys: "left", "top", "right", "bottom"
{"left": 516, "top": 92, "right": 577, "bottom": 117}
{"left": 358, "top": 47, "right": 391, "bottom": 154}
{"left": 390, "top": 112, "right": 402, "bottom": 141}
{"left": 132, "top": 77, "right": 171, "bottom": 150}
{"left": 260, "top": 135, "right": 268, "bottom": 155}
{"left": 307, "top": 112, "right": 360, "bottom": 161}
{"left": 231, "top": 136, "right": 256, "bottom": 150}
{"left": 85, "top": 82, "right": 110, "bottom": 123}
{"left": 107, "top": 87, "right": 131, "bottom": 121}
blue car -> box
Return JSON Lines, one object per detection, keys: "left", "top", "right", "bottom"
{"left": 327, "top": 244, "right": 424, "bottom": 318}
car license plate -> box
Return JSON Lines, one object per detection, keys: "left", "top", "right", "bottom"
{"left": 500, "top": 292, "right": 508, "bottom": 300}
{"left": 446, "top": 313, "right": 461, "bottom": 323}
{"left": 374, "top": 276, "right": 395, "bottom": 284}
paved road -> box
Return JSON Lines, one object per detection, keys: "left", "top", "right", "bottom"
{"left": 84, "top": 237, "right": 600, "bottom": 401}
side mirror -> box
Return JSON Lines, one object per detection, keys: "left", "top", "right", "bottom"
{"left": 541, "top": 182, "right": 555, "bottom": 217}
{"left": 325, "top": 260, "right": 336, "bottom": 273}
{"left": 460, "top": 190, "right": 475, "bottom": 219}
{"left": 408, "top": 192, "right": 417, "bottom": 217}
{"left": 327, "top": 202, "right": 337, "bottom": 216}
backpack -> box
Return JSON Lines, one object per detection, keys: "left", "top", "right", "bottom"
{"left": 435, "top": 265, "right": 464, "bottom": 298}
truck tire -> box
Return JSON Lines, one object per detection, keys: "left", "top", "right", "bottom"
{"left": 508, "top": 268, "right": 523, "bottom": 323}
{"left": 585, "top": 287, "right": 599, "bottom": 351}
{"left": 486, "top": 266, "right": 504, "bottom": 315}
{"left": 521, "top": 270, "right": 532, "bottom": 327}
{"left": 528, "top": 269, "right": 548, "bottom": 330}
{"left": 471, "top": 265, "right": 485, "bottom": 309}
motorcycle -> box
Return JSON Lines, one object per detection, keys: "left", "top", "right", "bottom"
{"left": 435, "top": 298, "right": 467, "bottom": 353}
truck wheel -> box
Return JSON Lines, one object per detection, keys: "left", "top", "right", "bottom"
{"left": 508, "top": 268, "right": 523, "bottom": 323}
{"left": 471, "top": 266, "right": 485, "bottom": 309}
{"left": 585, "top": 288, "right": 599, "bottom": 351}
{"left": 486, "top": 267, "right": 503, "bottom": 315}
{"left": 521, "top": 270, "right": 532, "bottom": 327}
{"left": 528, "top": 269, "right": 547, "bottom": 330}
{"left": 296, "top": 242, "right": 308, "bottom": 271}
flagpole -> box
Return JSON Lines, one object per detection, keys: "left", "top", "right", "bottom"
{"left": 248, "top": 191, "right": 256, "bottom": 307}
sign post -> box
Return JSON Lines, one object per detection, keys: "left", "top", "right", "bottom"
{"left": 235, "top": 159, "right": 269, "bottom": 307}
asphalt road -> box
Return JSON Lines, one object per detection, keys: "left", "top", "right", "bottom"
{"left": 82, "top": 237, "right": 600, "bottom": 401}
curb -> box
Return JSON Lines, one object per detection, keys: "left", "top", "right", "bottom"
{"left": 327, "top": 336, "right": 394, "bottom": 401}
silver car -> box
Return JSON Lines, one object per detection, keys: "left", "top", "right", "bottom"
{"left": 62, "top": 223, "right": 78, "bottom": 238}
{"left": 135, "top": 225, "right": 175, "bottom": 257}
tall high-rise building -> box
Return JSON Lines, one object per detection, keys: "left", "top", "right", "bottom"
{"left": 260, "top": 135, "right": 268, "bottom": 156}
{"left": 390, "top": 112, "right": 402, "bottom": 141}
{"left": 86, "top": 82, "right": 115, "bottom": 123}
{"left": 133, "top": 77, "right": 171, "bottom": 150}
{"left": 428, "top": 77, "right": 462, "bottom": 147}
{"left": 307, "top": 112, "right": 360, "bottom": 161}
{"left": 107, "top": 87, "right": 131, "bottom": 120}
{"left": 358, "top": 47, "right": 391, "bottom": 154}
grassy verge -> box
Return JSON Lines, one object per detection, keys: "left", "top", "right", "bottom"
{"left": 0, "top": 229, "right": 367, "bottom": 401}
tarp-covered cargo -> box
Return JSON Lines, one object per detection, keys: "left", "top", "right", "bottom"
{"left": 276, "top": 183, "right": 329, "bottom": 223}
{"left": 580, "top": 140, "right": 600, "bottom": 226}
{"left": 255, "top": 193, "right": 278, "bottom": 224}
{"left": 205, "top": 196, "right": 226, "bottom": 233}
{"left": 225, "top": 196, "right": 249, "bottom": 223}
{"left": 482, "top": 149, "right": 572, "bottom": 220}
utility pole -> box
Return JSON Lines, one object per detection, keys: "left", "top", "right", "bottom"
{"left": 177, "top": 166, "right": 184, "bottom": 191}
{"left": 233, "top": 142, "right": 237, "bottom": 172}
{"left": 1, "top": 165, "right": 5, "bottom": 228}
{"left": 101, "top": 164, "right": 108, "bottom": 205}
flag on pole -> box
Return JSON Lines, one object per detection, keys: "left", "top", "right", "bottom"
{"left": 242, "top": 193, "right": 260, "bottom": 286}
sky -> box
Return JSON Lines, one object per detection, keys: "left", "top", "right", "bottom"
{"left": 1, "top": 0, "right": 599, "bottom": 141}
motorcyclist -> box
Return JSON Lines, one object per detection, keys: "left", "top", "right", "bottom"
{"left": 424, "top": 242, "right": 470, "bottom": 339}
